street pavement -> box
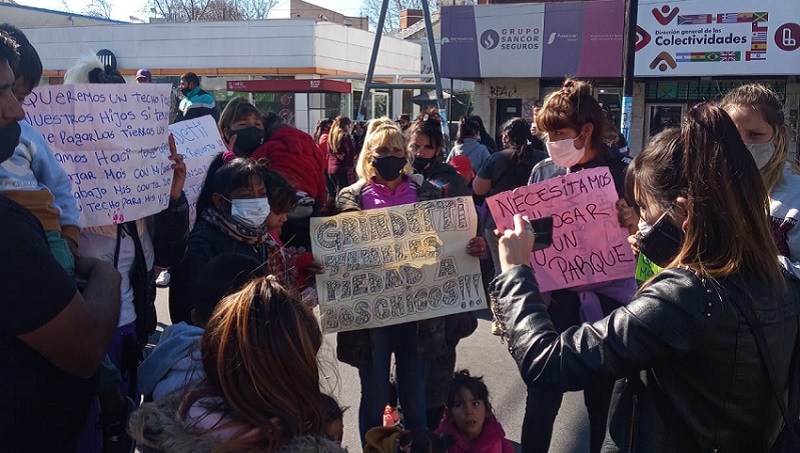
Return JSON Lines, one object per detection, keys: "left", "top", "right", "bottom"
{"left": 152, "top": 288, "right": 590, "bottom": 453}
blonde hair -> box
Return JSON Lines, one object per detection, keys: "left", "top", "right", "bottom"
{"left": 328, "top": 115, "right": 351, "bottom": 154}
{"left": 720, "top": 84, "right": 799, "bottom": 195}
{"left": 355, "top": 117, "right": 412, "bottom": 181}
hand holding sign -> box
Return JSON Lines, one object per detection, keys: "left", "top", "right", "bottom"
{"left": 167, "top": 134, "right": 186, "bottom": 200}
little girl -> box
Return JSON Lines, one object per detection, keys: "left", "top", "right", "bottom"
{"left": 435, "top": 371, "right": 514, "bottom": 453}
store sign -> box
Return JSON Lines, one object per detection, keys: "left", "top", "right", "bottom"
{"left": 441, "top": 1, "right": 623, "bottom": 79}
{"left": 635, "top": 0, "right": 800, "bottom": 76}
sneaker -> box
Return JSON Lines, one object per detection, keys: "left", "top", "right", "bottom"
{"left": 383, "top": 404, "right": 401, "bottom": 428}
{"left": 102, "top": 396, "right": 136, "bottom": 453}
{"left": 155, "top": 270, "right": 170, "bottom": 287}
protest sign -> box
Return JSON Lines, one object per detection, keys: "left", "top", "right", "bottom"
{"left": 24, "top": 83, "right": 172, "bottom": 227}
{"left": 487, "top": 167, "right": 636, "bottom": 292}
{"left": 311, "top": 196, "right": 484, "bottom": 333}
{"left": 168, "top": 115, "right": 225, "bottom": 225}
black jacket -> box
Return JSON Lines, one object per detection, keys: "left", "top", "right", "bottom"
{"left": 168, "top": 219, "right": 267, "bottom": 324}
{"left": 491, "top": 264, "right": 800, "bottom": 453}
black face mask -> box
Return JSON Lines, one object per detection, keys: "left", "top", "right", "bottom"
{"left": 636, "top": 212, "right": 685, "bottom": 268}
{"left": 229, "top": 126, "right": 265, "bottom": 156}
{"left": 372, "top": 156, "right": 407, "bottom": 182}
{"left": 0, "top": 121, "right": 21, "bottom": 164}
{"left": 181, "top": 87, "right": 192, "bottom": 96}
{"left": 412, "top": 156, "right": 435, "bottom": 173}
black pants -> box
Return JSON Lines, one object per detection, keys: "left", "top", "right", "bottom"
{"left": 520, "top": 290, "right": 620, "bottom": 453}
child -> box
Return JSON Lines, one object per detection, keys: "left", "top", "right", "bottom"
{"left": 434, "top": 370, "right": 513, "bottom": 453}
{"left": 322, "top": 393, "right": 346, "bottom": 445}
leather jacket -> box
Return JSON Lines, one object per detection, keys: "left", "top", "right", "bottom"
{"left": 490, "top": 265, "right": 800, "bottom": 453}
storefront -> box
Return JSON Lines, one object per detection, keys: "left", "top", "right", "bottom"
{"left": 22, "top": 19, "right": 421, "bottom": 133}
{"left": 633, "top": 0, "right": 800, "bottom": 155}
{"left": 440, "top": 1, "right": 625, "bottom": 146}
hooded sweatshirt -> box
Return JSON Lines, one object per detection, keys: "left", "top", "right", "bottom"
{"left": 138, "top": 322, "right": 205, "bottom": 400}
{"left": 448, "top": 138, "right": 490, "bottom": 174}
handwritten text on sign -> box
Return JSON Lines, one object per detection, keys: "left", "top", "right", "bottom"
{"left": 24, "top": 84, "right": 172, "bottom": 227}
{"left": 168, "top": 115, "right": 225, "bottom": 225}
{"left": 311, "top": 196, "right": 484, "bottom": 333}
{"left": 487, "top": 167, "right": 636, "bottom": 292}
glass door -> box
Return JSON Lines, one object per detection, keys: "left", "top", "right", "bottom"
{"left": 646, "top": 104, "right": 685, "bottom": 138}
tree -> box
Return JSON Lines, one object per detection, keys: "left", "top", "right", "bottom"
{"left": 145, "top": 0, "right": 278, "bottom": 22}
{"left": 80, "top": 0, "right": 114, "bottom": 19}
{"left": 360, "top": 0, "right": 438, "bottom": 33}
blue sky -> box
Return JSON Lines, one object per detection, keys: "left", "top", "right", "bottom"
{"left": 14, "top": 0, "right": 366, "bottom": 23}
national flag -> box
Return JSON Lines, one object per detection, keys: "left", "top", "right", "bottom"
{"left": 717, "top": 13, "right": 740, "bottom": 23}
{"left": 746, "top": 51, "right": 767, "bottom": 61}
{"left": 753, "top": 12, "right": 768, "bottom": 22}
{"left": 752, "top": 22, "right": 768, "bottom": 33}
{"left": 678, "top": 14, "right": 712, "bottom": 25}
{"left": 751, "top": 42, "right": 767, "bottom": 51}
{"left": 751, "top": 32, "right": 768, "bottom": 41}
{"left": 675, "top": 52, "right": 721, "bottom": 62}
{"left": 719, "top": 51, "right": 740, "bottom": 61}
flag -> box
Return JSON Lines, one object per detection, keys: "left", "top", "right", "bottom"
{"left": 752, "top": 22, "right": 768, "bottom": 33}
{"left": 719, "top": 51, "right": 740, "bottom": 61}
{"left": 753, "top": 12, "right": 768, "bottom": 22}
{"left": 717, "top": 12, "right": 740, "bottom": 23}
{"left": 751, "top": 42, "right": 767, "bottom": 51}
{"left": 678, "top": 14, "right": 712, "bottom": 25}
{"left": 746, "top": 51, "right": 767, "bottom": 61}
{"left": 751, "top": 32, "right": 768, "bottom": 41}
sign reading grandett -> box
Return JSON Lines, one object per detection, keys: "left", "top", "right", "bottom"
{"left": 635, "top": 0, "right": 800, "bottom": 76}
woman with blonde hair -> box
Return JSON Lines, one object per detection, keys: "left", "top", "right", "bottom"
{"left": 492, "top": 103, "right": 800, "bottom": 452}
{"left": 720, "top": 83, "right": 800, "bottom": 262}
{"left": 327, "top": 115, "right": 357, "bottom": 198}
{"left": 130, "top": 276, "right": 343, "bottom": 453}
{"left": 334, "top": 117, "right": 486, "bottom": 444}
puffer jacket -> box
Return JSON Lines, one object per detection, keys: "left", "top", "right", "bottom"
{"left": 128, "top": 394, "right": 346, "bottom": 453}
{"left": 490, "top": 264, "right": 800, "bottom": 453}
{"left": 334, "top": 175, "right": 447, "bottom": 368}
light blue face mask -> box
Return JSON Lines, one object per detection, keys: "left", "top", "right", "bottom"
{"left": 230, "top": 197, "right": 271, "bottom": 227}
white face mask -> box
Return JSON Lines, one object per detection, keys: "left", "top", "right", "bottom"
{"left": 745, "top": 141, "right": 775, "bottom": 170}
{"left": 231, "top": 197, "right": 271, "bottom": 227}
{"left": 547, "top": 134, "right": 586, "bottom": 168}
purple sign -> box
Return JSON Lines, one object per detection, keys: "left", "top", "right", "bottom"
{"left": 441, "top": 6, "right": 481, "bottom": 79}
{"left": 441, "top": 1, "right": 624, "bottom": 79}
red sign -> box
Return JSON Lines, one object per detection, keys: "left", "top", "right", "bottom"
{"left": 226, "top": 79, "right": 351, "bottom": 94}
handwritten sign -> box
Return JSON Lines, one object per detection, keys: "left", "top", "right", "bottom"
{"left": 24, "top": 84, "right": 172, "bottom": 227}
{"left": 635, "top": 253, "right": 663, "bottom": 283}
{"left": 487, "top": 167, "right": 636, "bottom": 292}
{"left": 169, "top": 115, "right": 225, "bottom": 225}
{"left": 311, "top": 196, "right": 484, "bottom": 333}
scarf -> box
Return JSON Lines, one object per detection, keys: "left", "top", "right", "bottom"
{"left": 202, "top": 208, "right": 270, "bottom": 246}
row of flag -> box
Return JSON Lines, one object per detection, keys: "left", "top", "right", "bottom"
{"left": 677, "top": 12, "right": 768, "bottom": 25}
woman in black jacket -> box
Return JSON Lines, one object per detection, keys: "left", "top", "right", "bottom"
{"left": 491, "top": 103, "right": 800, "bottom": 453}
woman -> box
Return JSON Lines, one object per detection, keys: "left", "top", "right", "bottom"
{"left": 519, "top": 79, "right": 638, "bottom": 453}
{"left": 327, "top": 115, "right": 358, "bottom": 198}
{"left": 721, "top": 84, "right": 800, "bottom": 262}
{"left": 64, "top": 55, "right": 190, "bottom": 452}
{"left": 492, "top": 103, "right": 800, "bottom": 452}
{"left": 169, "top": 157, "right": 300, "bottom": 324}
{"left": 131, "top": 276, "right": 345, "bottom": 453}
{"left": 468, "top": 115, "right": 498, "bottom": 154}
{"left": 334, "top": 118, "right": 486, "bottom": 444}
{"left": 448, "top": 116, "right": 491, "bottom": 173}
{"left": 409, "top": 116, "right": 468, "bottom": 198}
{"left": 473, "top": 117, "right": 547, "bottom": 277}
{"left": 218, "top": 97, "right": 265, "bottom": 158}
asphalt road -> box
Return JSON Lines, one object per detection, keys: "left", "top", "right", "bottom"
{"left": 152, "top": 288, "right": 590, "bottom": 452}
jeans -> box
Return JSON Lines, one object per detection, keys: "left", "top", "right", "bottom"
{"left": 521, "top": 290, "right": 619, "bottom": 453}
{"left": 357, "top": 322, "right": 430, "bottom": 445}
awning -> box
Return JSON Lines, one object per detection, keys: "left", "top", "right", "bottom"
{"left": 227, "top": 79, "right": 352, "bottom": 93}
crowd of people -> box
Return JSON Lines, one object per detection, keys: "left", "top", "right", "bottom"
{"left": 2, "top": 23, "right": 800, "bottom": 453}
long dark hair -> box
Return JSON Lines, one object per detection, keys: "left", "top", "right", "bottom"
{"left": 468, "top": 115, "right": 498, "bottom": 153}
{"left": 455, "top": 116, "right": 480, "bottom": 144}
{"left": 625, "top": 103, "right": 781, "bottom": 284}
{"left": 501, "top": 117, "right": 532, "bottom": 165}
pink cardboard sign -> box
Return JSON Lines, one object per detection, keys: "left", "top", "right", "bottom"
{"left": 487, "top": 167, "right": 636, "bottom": 291}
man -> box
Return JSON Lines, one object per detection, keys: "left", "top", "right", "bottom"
{"left": 0, "top": 31, "right": 122, "bottom": 452}
{"left": 397, "top": 113, "right": 411, "bottom": 132}
{"left": 134, "top": 68, "right": 151, "bottom": 83}
{"left": 175, "top": 71, "right": 216, "bottom": 122}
